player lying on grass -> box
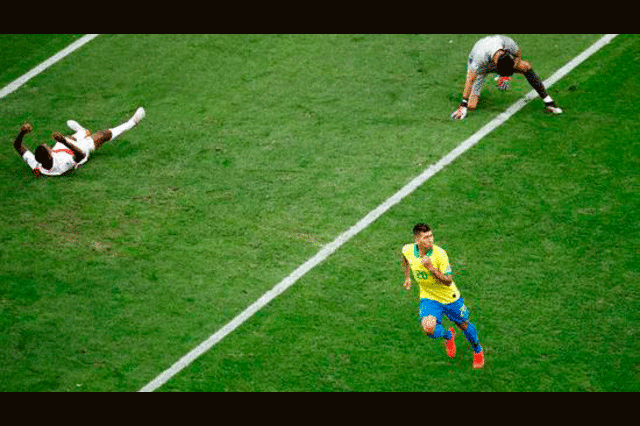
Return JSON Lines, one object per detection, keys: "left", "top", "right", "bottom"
{"left": 451, "top": 35, "right": 563, "bottom": 120}
{"left": 13, "top": 107, "right": 145, "bottom": 177}
{"left": 401, "top": 223, "right": 484, "bottom": 369}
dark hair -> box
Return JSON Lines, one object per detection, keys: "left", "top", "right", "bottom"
{"left": 413, "top": 223, "right": 431, "bottom": 235}
{"left": 496, "top": 52, "right": 515, "bottom": 76}
{"left": 35, "top": 144, "right": 53, "bottom": 170}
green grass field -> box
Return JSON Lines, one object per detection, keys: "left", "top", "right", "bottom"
{"left": 1, "top": 34, "right": 638, "bottom": 392}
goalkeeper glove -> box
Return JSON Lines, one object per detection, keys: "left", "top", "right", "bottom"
{"left": 495, "top": 76, "right": 512, "bottom": 91}
{"left": 451, "top": 99, "right": 468, "bottom": 120}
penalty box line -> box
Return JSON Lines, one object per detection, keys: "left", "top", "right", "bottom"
{"left": 139, "top": 34, "right": 618, "bottom": 392}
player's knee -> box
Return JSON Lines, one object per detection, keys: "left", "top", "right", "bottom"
{"left": 515, "top": 58, "right": 532, "bottom": 74}
{"left": 94, "top": 130, "right": 108, "bottom": 138}
{"left": 422, "top": 316, "right": 437, "bottom": 335}
{"left": 92, "top": 130, "right": 112, "bottom": 148}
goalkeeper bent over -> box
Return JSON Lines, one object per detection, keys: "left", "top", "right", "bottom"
{"left": 451, "top": 35, "right": 562, "bottom": 120}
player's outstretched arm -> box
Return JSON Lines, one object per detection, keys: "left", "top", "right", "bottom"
{"left": 52, "top": 132, "right": 86, "bottom": 163}
{"left": 14, "top": 123, "right": 32, "bottom": 156}
{"left": 451, "top": 70, "right": 478, "bottom": 120}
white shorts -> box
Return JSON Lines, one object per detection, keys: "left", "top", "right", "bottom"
{"left": 68, "top": 131, "right": 96, "bottom": 156}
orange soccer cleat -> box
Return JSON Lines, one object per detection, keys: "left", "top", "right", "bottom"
{"left": 473, "top": 350, "right": 485, "bottom": 369}
{"left": 445, "top": 327, "right": 456, "bottom": 358}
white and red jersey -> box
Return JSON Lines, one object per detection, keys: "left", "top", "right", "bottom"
{"left": 21, "top": 134, "right": 94, "bottom": 177}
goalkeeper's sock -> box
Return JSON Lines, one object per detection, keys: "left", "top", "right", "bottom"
{"left": 542, "top": 95, "right": 556, "bottom": 107}
{"left": 427, "top": 324, "right": 452, "bottom": 340}
{"left": 462, "top": 322, "right": 483, "bottom": 354}
{"left": 524, "top": 68, "right": 552, "bottom": 101}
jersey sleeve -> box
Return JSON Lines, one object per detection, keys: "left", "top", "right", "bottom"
{"left": 22, "top": 151, "right": 40, "bottom": 170}
{"left": 401, "top": 244, "right": 413, "bottom": 261}
{"left": 438, "top": 249, "right": 453, "bottom": 276}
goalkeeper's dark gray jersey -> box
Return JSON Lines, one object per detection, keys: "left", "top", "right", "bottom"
{"left": 468, "top": 35, "right": 519, "bottom": 75}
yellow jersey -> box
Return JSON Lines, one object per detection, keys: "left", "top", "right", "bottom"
{"left": 402, "top": 243, "right": 460, "bottom": 304}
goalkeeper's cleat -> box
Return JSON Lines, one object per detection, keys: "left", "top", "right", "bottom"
{"left": 132, "top": 107, "right": 146, "bottom": 125}
{"left": 473, "top": 350, "right": 485, "bottom": 369}
{"left": 545, "top": 105, "right": 563, "bottom": 114}
{"left": 451, "top": 106, "right": 467, "bottom": 120}
{"left": 445, "top": 327, "right": 457, "bottom": 358}
{"left": 495, "top": 76, "right": 511, "bottom": 91}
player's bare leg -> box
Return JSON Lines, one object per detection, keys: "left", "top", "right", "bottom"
{"left": 91, "top": 130, "right": 113, "bottom": 150}
{"left": 90, "top": 107, "right": 146, "bottom": 150}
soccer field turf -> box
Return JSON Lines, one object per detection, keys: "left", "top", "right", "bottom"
{"left": 0, "top": 34, "right": 638, "bottom": 392}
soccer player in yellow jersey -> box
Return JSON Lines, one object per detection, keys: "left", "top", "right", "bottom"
{"left": 401, "top": 223, "right": 484, "bottom": 369}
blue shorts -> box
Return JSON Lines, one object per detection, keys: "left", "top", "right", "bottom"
{"left": 419, "top": 297, "right": 470, "bottom": 325}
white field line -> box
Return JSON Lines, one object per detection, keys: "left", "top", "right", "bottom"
{"left": 135, "top": 34, "right": 618, "bottom": 392}
{"left": 0, "top": 34, "right": 100, "bottom": 100}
